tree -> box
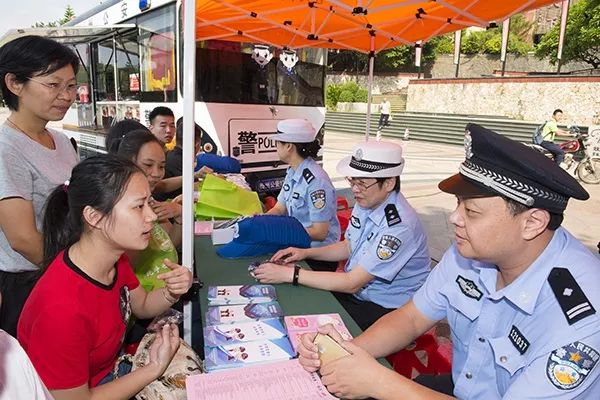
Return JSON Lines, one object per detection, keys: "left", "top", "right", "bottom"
{"left": 460, "top": 14, "right": 533, "bottom": 55}
{"left": 535, "top": 0, "right": 600, "bottom": 69}
{"left": 33, "top": 5, "right": 75, "bottom": 28}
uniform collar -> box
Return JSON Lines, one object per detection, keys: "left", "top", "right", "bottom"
{"left": 367, "top": 192, "right": 397, "bottom": 226}
{"left": 477, "top": 228, "right": 565, "bottom": 315}
{"left": 289, "top": 158, "right": 311, "bottom": 183}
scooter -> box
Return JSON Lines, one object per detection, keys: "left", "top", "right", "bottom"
{"left": 526, "top": 127, "right": 600, "bottom": 184}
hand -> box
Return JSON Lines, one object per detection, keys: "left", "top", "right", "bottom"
{"left": 194, "top": 166, "right": 213, "bottom": 180}
{"left": 148, "top": 324, "right": 181, "bottom": 377}
{"left": 253, "top": 262, "right": 294, "bottom": 284}
{"left": 271, "top": 247, "right": 308, "bottom": 263}
{"left": 157, "top": 259, "right": 193, "bottom": 299}
{"left": 297, "top": 324, "right": 345, "bottom": 373}
{"left": 171, "top": 195, "right": 183, "bottom": 205}
{"left": 150, "top": 200, "right": 182, "bottom": 221}
{"left": 320, "top": 340, "right": 385, "bottom": 399}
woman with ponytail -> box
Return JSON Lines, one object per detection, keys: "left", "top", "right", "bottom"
{"left": 18, "top": 155, "right": 192, "bottom": 399}
{"left": 266, "top": 119, "right": 340, "bottom": 268}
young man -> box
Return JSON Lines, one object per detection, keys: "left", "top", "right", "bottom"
{"left": 377, "top": 98, "right": 391, "bottom": 132}
{"left": 255, "top": 139, "right": 430, "bottom": 330}
{"left": 540, "top": 109, "right": 573, "bottom": 164}
{"left": 148, "top": 106, "right": 176, "bottom": 147}
{"left": 297, "top": 124, "right": 599, "bottom": 400}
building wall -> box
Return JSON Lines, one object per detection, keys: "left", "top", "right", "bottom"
{"left": 326, "top": 72, "right": 418, "bottom": 93}
{"left": 406, "top": 76, "right": 600, "bottom": 126}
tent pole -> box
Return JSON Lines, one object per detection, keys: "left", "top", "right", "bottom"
{"left": 500, "top": 19, "right": 510, "bottom": 77}
{"left": 182, "top": 0, "right": 197, "bottom": 345}
{"left": 453, "top": 30, "right": 461, "bottom": 78}
{"left": 365, "top": 34, "right": 375, "bottom": 141}
{"left": 557, "top": 0, "right": 570, "bottom": 74}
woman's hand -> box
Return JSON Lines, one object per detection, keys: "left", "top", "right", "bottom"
{"left": 253, "top": 262, "right": 294, "bottom": 284}
{"left": 194, "top": 166, "right": 213, "bottom": 180}
{"left": 270, "top": 247, "right": 308, "bottom": 263}
{"left": 157, "top": 259, "right": 193, "bottom": 299}
{"left": 150, "top": 200, "right": 182, "bottom": 221}
{"left": 148, "top": 324, "right": 181, "bottom": 377}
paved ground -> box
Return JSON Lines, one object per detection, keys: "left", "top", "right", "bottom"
{"left": 1, "top": 107, "right": 598, "bottom": 259}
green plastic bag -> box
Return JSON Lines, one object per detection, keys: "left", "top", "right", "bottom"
{"left": 194, "top": 174, "right": 262, "bottom": 220}
{"left": 132, "top": 222, "right": 178, "bottom": 292}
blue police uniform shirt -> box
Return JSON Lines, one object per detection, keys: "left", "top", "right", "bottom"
{"left": 413, "top": 227, "right": 600, "bottom": 399}
{"left": 276, "top": 158, "right": 340, "bottom": 247}
{"left": 344, "top": 191, "right": 430, "bottom": 309}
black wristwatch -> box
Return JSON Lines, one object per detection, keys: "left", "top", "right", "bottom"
{"left": 292, "top": 264, "right": 301, "bottom": 286}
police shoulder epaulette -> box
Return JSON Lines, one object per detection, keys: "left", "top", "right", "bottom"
{"left": 548, "top": 267, "right": 596, "bottom": 325}
{"left": 302, "top": 168, "right": 315, "bottom": 184}
{"left": 384, "top": 204, "right": 401, "bottom": 227}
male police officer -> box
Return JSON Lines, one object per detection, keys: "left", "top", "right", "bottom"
{"left": 296, "top": 123, "right": 599, "bottom": 400}
{"left": 255, "top": 139, "right": 430, "bottom": 330}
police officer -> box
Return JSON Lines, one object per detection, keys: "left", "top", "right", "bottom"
{"left": 296, "top": 123, "right": 600, "bottom": 400}
{"left": 256, "top": 139, "right": 431, "bottom": 330}
{"left": 266, "top": 119, "right": 340, "bottom": 251}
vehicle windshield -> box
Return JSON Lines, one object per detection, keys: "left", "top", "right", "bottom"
{"left": 194, "top": 40, "right": 325, "bottom": 106}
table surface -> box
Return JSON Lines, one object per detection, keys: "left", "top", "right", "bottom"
{"left": 193, "top": 235, "right": 364, "bottom": 339}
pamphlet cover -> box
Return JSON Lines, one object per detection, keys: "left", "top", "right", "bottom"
{"left": 206, "top": 302, "right": 284, "bottom": 325}
{"left": 207, "top": 284, "right": 277, "bottom": 306}
{"left": 284, "top": 313, "right": 353, "bottom": 352}
{"left": 204, "top": 319, "right": 287, "bottom": 347}
{"left": 204, "top": 337, "right": 295, "bottom": 372}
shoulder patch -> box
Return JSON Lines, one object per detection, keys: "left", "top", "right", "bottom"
{"left": 546, "top": 342, "right": 599, "bottom": 390}
{"left": 310, "top": 189, "right": 326, "bottom": 209}
{"left": 384, "top": 204, "right": 401, "bottom": 227}
{"left": 456, "top": 275, "right": 482, "bottom": 301}
{"left": 302, "top": 168, "right": 315, "bottom": 184}
{"left": 376, "top": 235, "right": 401, "bottom": 260}
{"left": 548, "top": 268, "right": 596, "bottom": 325}
{"left": 350, "top": 216, "right": 361, "bottom": 229}
{"left": 508, "top": 325, "right": 530, "bottom": 355}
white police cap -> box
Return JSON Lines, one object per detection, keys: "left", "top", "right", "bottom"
{"left": 269, "top": 119, "right": 317, "bottom": 143}
{"left": 337, "top": 139, "right": 405, "bottom": 178}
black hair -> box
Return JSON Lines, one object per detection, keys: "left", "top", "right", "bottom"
{"left": 279, "top": 139, "right": 321, "bottom": 159}
{"left": 106, "top": 120, "right": 150, "bottom": 153}
{"left": 0, "top": 35, "right": 79, "bottom": 111}
{"left": 376, "top": 176, "right": 400, "bottom": 192}
{"left": 175, "top": 117, "right": 203, "bottom": 145}
{"left": 42, "top": 155, "right": 142, "bottom": 268}
{"left": 503, "top": 196, "right": 562, "bottom": 231}
{"left": 148, "top": 106, "right": 175, "bottom": 124}
{"left": 114, "top": 129, "right": 164, "bottom": 161}
{"left": 553, "top": 109, "right": 563, "bottom": 116}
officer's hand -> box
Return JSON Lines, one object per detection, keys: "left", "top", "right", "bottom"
{"left": 271, "top": 247, "right": 307, "bottom": 263}
{"left": 253, "top": 262, "right": 294, "bottom": 284}
{"left": 297, "top": 324, "right": 345, "bottom": 373}
{"left": 320, "top": 340, "right": 385, "bottom": 399}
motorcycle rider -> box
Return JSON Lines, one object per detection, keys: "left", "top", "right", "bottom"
{"left": 540, "top": 109, "right": 574, "bottom": 165}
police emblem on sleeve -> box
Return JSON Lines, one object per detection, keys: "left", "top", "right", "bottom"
{"left": 376, "top": 235, "right": 401, "bottom": 260}
{"left": 546, "top": 342, "right": 599, "bottom": 390}
{"left": 310, "top": 189, "right": 326, "bottom": 209}
{"left": 456, "top": 275, "right": 482, "bottom": 301}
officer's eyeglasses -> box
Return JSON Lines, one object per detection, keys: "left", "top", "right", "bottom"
{"left": 27, "top": 77, "right": 78, "bottom": 95}
{"left": 346, "top": 177, "right": 379, "bottom": 191}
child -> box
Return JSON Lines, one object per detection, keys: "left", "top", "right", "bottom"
{"left": 18, "top": 155, "right": 193, "bottom": 399}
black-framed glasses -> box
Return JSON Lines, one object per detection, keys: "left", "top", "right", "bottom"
{"left": 27, "top": 77, "right": 77, "bottom": 95}
{"left": 345, "top": 177, "right": 379, "bottom": 191}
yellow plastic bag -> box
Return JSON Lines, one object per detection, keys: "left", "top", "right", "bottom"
{"left": 131, "top": 222, "right": 178, "bottom": 292}
{"left": 195, "top": 174, "right": 262, "bottom": 220}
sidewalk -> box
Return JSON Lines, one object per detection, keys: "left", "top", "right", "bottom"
{"left": 322, "top": 130, "right": 600, "bottom": 260}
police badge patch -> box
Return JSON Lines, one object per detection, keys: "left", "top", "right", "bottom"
{"left": 376, "top": 235, "right": 401, "bottom": 260}
{"left": 310, "top": 189, "right": 326, "bottom": 209}
{"left": 546, "top": 342, "right": 599, "bottom": 390}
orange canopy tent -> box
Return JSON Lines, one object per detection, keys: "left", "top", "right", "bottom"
{"left": 195, "top": 0, "right": 558, "bottom": 53}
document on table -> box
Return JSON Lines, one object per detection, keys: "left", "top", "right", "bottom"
{"left": 186, "top": 359, "right": 337, "bottom": 400}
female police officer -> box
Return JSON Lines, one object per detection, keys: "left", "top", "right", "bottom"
{"left": 256, "top": 139, "right": 431, "bottom": 329}
{"left": 266, "top": 119, "right": 340, "bottom": 252}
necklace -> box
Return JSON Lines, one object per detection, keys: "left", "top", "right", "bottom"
{"left": 6, "top": 118, "right": 53, "bottom": 147}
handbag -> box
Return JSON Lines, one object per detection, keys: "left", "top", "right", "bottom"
{"left": 114, "top": 332, "right": 204, "bottom": 400}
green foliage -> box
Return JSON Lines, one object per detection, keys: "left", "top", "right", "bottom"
{"left": 33, "top": 5, "right": 75, "bottom": 28}
{"left": 325, "top": 81, "right": 369, "bottom": 109}
{"left": 535, "top": 0, "right": 600, "bottom": 69}
{"left": 460, "top": 14, "right": 533, "bottom": 56}
{"left": 434, "top": 35, "right": 454, "bottom": 54}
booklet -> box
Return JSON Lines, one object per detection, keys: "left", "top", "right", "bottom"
{"left": 206, "top": 302, "right": 284, "bottom": 325}
{"left": 284, "top": 313, "right": 353, "bottom": 352}
{"left": 204, "top": 319, "right": 287, "bottom": 347}
{"left": 207, "top": 284, "right": 277, "bottom": 306}
{"left": 204, "top": 338, "right": 295, "bottom": 372}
